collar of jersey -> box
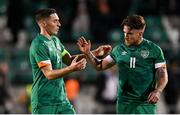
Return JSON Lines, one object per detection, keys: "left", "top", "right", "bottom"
{"left": 38, "top": 34, "right": 52, "bottom": 41}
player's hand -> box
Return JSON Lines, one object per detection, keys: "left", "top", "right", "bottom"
{"left": 70, "top": 56, "right": 87, "bottom": 71}
{"left": 147, "top": 89, "right": 161, "bottom": 104}
{"left": 77, "top": 36, "right": 91, "bottom": 55}
{"left": 94, "top": 45, "right": 112, "bottom": 57}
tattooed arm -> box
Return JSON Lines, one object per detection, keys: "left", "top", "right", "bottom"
{"left": 83, "top": 51, "right": 103, "bottom": 70}
{"left": 155, "top": 66, "right": 168, "bottom": 92}
{"left": 62, "top": 45, "right": 111, "bottom": 66}
{"left": 148, "top": 66, "right": 168, "bottom": 104}
{"left": 77, "top": 37, "right": 115, "bottom": 71}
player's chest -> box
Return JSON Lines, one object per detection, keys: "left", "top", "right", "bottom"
{"left": 115, "top": 47, "right": 153, "bottom": 66}
{"left": 46, "top": 41, "right": 62, "bottom": 63}
{"left": 47, "top": 41, "right": 61, "bottom": 54}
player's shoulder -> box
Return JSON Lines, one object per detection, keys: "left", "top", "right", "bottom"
{"left": 30, "top": 35, "right": 47, "bottom": 50}
{"left": 112, "top": 43, "right": 121, "bottom": 51}
{"left": 143, "top": 39, "right": 161, "bottom": 48}
{"left": 143, "top": 38, "right": 163, "bottom": 54}
{"left": 110, "top": 43, "right": 125, "bottom": 55}
{"left": 114, "top": 42, "right": 124, "bottom": 48}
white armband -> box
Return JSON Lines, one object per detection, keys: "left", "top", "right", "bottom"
{"left": 104, "top": 55, "right": 115, "bottom": 63}
{"left": 155, "top": 62, "right": 166, "bottom": 69}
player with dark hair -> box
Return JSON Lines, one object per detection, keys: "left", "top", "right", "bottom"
{"left": 77, "top": 15, "right": 168, "bottom": 114}
{"left": 29, "top": 8, "right": 111, "bottom": 114}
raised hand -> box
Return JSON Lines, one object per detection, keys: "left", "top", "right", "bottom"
{"left": 70, "top": 56, "right": 87, "bottom": 71}
{"left": 77, "top": 37, "right": 91, "bottom": 54}
{"left": 94, "top": 45, "right": 112, "bottom": 57}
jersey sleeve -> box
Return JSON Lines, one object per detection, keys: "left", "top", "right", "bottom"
{"left": 154, "top": 45, "right": 166, "bottom": 69}
{"left": 110, "top": 46, "right": 118, "bottom": 63}
{"left": 33, "top": 44, "right": 51, "bottom": 68}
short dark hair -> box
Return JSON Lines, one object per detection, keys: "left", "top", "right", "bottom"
{"left": 35, "top": 8, "right": 57, "bottom": 22}
{"left": 121, "top": 15, "right": 146, "bottom": 30}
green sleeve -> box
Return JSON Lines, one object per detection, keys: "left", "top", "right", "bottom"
{"left": 154, "top": 45, "right": 165, "bottom": 64}
{"left": 32, "top": 44, "right": 50, "bottom": 63}
{"left": 110, "top": 45, "right": 118, "bottom": 63}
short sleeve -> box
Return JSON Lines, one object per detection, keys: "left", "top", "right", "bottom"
{"left": 154, "top": 45, "right": 166, "bottom": 68}
{"left": 110, "top": 46, "right": 118, "bottom": 63}
{"left": 33, "top": 44, "right": 51, "bottom": 68}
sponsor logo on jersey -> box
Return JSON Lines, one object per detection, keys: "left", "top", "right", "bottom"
{"left": 121, "top": 51, "right": 127, "bottom": 55}
{"left": 140, "top": 50, "right": 149, "bottom": 58}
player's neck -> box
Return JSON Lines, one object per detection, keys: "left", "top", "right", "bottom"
{"left": 125, "top": 37, "right": 143, "bottom": 46}
{"left": 133, "top": 37, "right": 144, "bottom": 46}
{"left": 40, "top": 29, "right": 51, "bottom": 40}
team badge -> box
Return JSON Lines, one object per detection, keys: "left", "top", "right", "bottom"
{"left": 140, "top": 50, "right": 149, "bottom": 58}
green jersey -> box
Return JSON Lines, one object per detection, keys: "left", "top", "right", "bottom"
{"left": 29, "top": 34, "right": 69, "bottom": 106}
{"left": 110, "top": 39, "right": 166, "bottom": 103}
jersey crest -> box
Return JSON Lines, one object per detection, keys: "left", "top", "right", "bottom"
{"left": 140, "top": 50, "right": 149, "bottom": 59}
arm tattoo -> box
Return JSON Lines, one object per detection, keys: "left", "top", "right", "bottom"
{"left": 156, "top": 67, "right": 167, "bottom": 78}
{"left": 155, "top": 67, "right": 168, "bottom": 92}
{"left": 86, "top": 52, "right": 102, "bottom": 68}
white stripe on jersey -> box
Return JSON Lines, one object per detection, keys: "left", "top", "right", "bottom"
{"left": 155, "top": 62, "right": 166, "bottom": 68}
{"left": 104, "top": 55, "right": 115, "bottom": 63}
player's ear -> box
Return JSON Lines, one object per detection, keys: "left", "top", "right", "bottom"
{"left": 42, "top": 21, "right": 47, "bottom": 27}
{"left": 139, "top": 32, "right": 142, "bottom": 36}
{"left": 38, "top": 20, "right": 46, "bottom": 27}
{"left": 138, "top": 31, "right": 143, "bottom": 37}
{"left": 39, "top": 19, "right": 46, "bottom": 27}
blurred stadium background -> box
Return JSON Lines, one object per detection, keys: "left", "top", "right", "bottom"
{"left": 0, "top": 0, "right": 180, "bottom": 114}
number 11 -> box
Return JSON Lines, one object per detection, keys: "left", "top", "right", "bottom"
{"left": 130, "top": 57, "right": 136, "bottom": 68}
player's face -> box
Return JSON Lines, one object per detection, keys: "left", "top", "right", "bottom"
{"left": 45, "top": 13, "right": 61, "bottom": 35}
{"left": 123, "top": 25, "right": 142, "bottom": 46}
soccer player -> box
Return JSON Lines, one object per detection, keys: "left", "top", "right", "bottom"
{"left": 29, "top": 8, "right": 111, "bottom": 114}
{"left": 77, "top": 15, "right": 168, "bottom": 114}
